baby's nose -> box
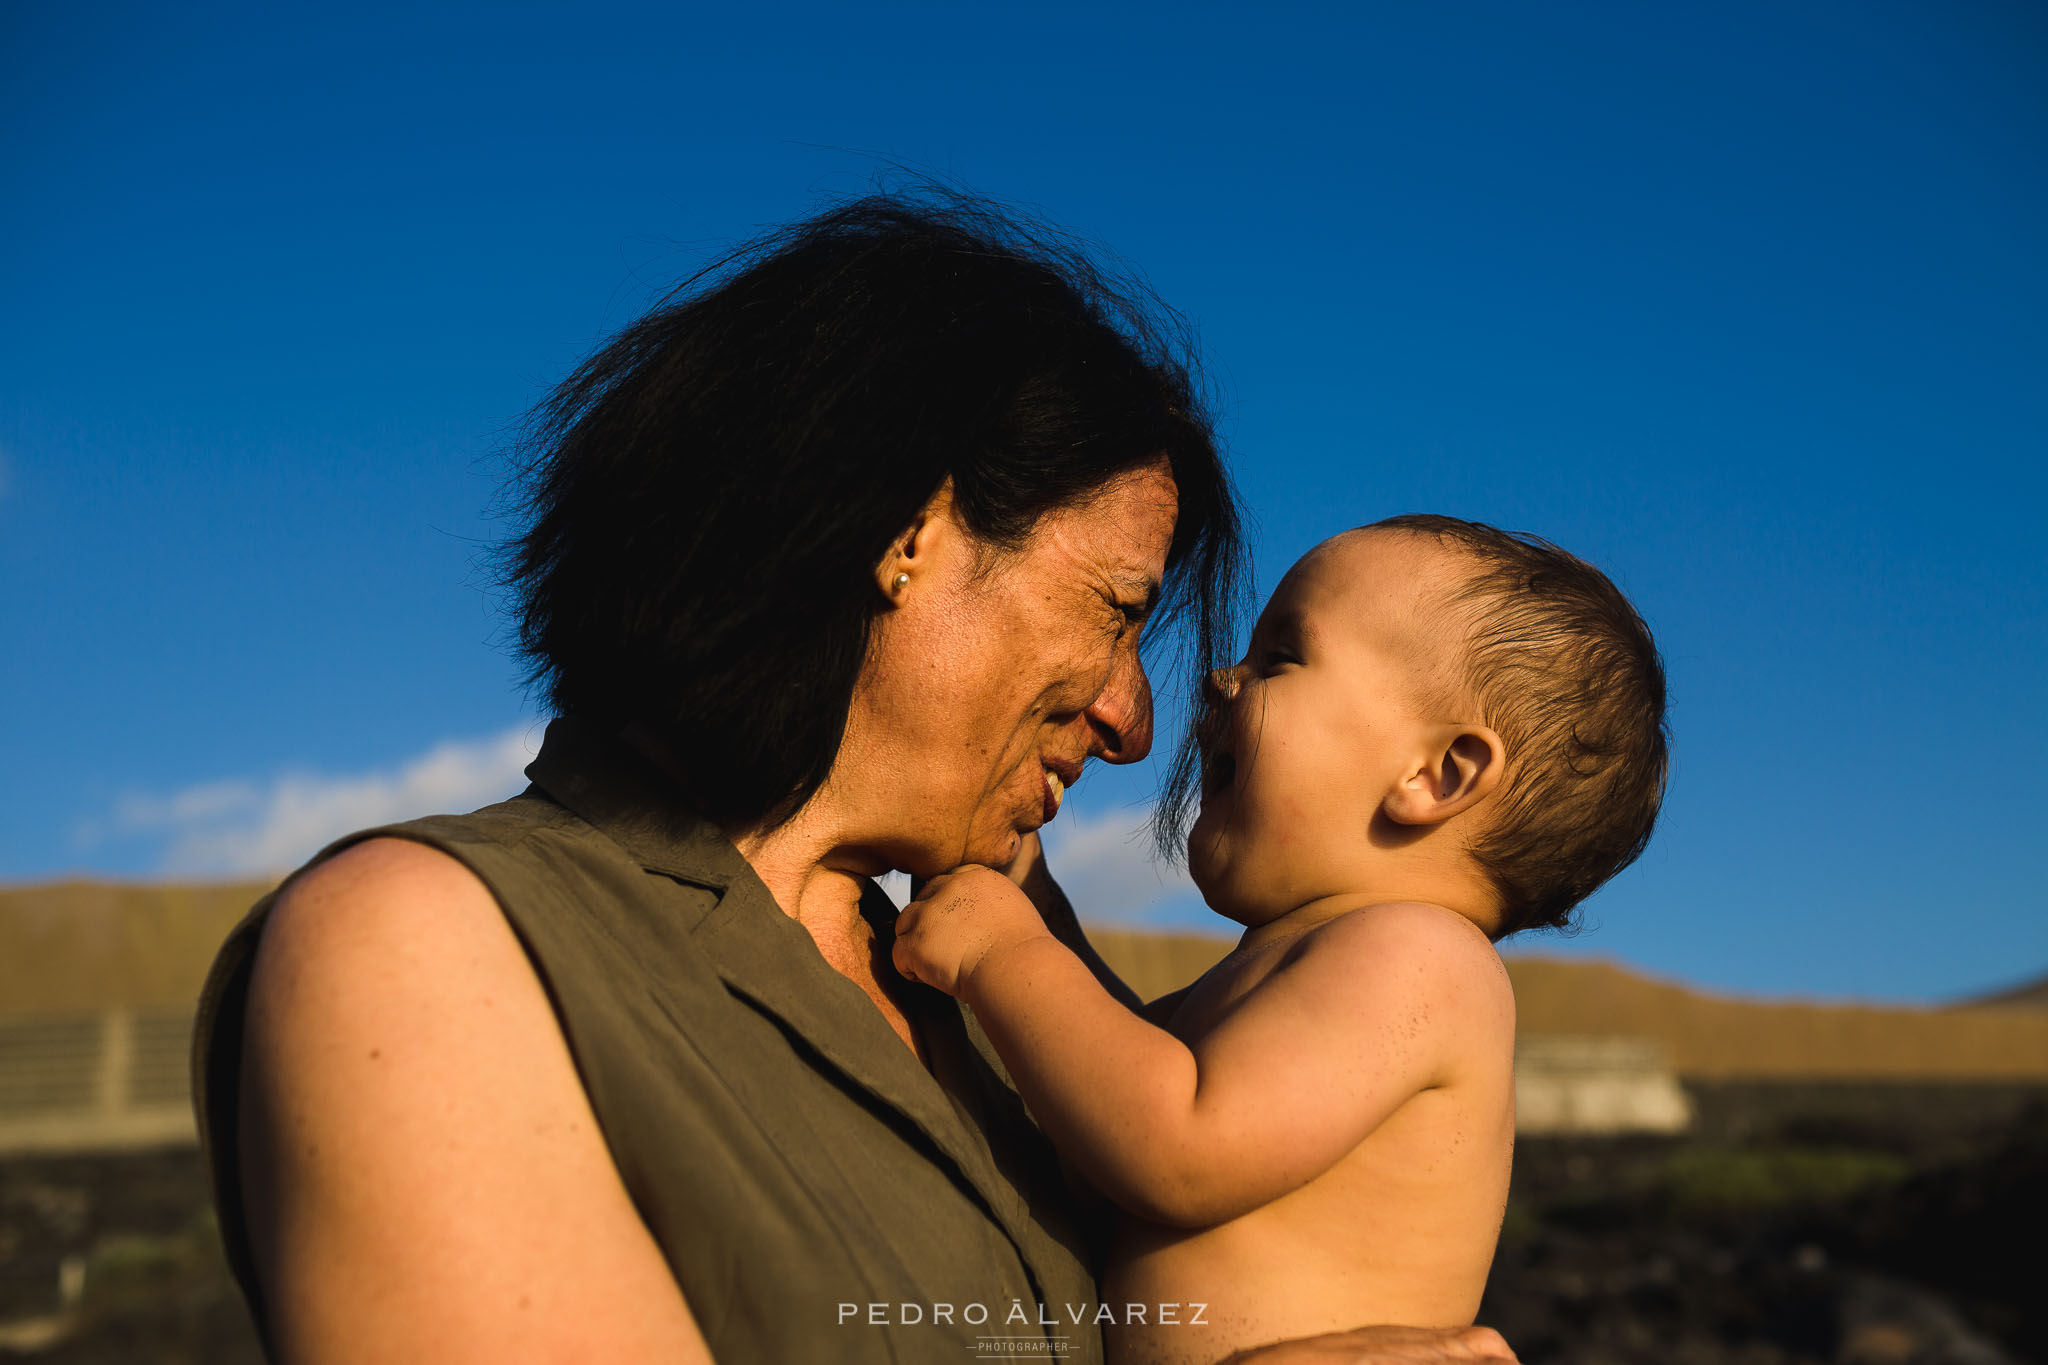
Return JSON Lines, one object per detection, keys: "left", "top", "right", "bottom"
{"left": 1204, "top": 666, "right": 1243, "bottom": 706}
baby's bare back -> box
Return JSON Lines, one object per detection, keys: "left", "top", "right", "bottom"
{"left": 1104, "top": 908, "right": 1516, "bottom": 1365}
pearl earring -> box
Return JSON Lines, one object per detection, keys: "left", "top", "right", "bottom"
{"left": 892, "top": 572, "right": 910, "bottom": 591}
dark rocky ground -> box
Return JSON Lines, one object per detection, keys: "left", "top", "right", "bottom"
{"left": 0, "top": 1148, "right": 261, "bottom": 1365}
{"left": 1479, "top": 1086, "right": 2046, "bottom": 1365}
{"left": 2, "top": 1085, "right": 2041, "bottom": 1364}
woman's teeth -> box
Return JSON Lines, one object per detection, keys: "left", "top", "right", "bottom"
{"left": 1045, "top": 768, "right": 1066, "bottom": 811}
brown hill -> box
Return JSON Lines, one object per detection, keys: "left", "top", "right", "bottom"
{"left": 1503, "top": 955, "right": 2048, "bottom": 1080}
{"left": 4, "top": 884, "right": 2045, "bottom": 1081}
{"left": 0, "top": 880, "right": 271, "bottom": 1016}
{"left": 1957, "top": 971, "right": 2048, "bottom": 1010}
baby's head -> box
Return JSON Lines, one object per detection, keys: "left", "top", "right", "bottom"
{"left": 1187, "top": 515, "right": 1667, "bottom": 938}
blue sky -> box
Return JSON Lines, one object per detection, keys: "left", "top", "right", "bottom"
{"left": 4, "top": 0, "right": 2043, "bottom": 1004}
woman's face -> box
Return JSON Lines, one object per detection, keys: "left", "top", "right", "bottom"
{"left": 846, "top": 460, "right": 1180, "bottom": 877}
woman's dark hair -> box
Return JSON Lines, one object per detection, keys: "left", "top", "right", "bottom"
{"left": 502, "top": 189, "right": 1245, "bottom": 829}
{"left": 1373, "top": 514, "right": 1670, "bottom": 937}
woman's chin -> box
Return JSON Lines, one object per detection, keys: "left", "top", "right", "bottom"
{"left": 953, "top": 826, "right": 1025, "bottom": 873}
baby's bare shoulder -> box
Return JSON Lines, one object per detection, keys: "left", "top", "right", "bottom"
{"left": 1302, "top": 899, "right": 1502, "bottom": 964}
{"left": 1286, "top": 901, "right": 1513, "bottom": 1024}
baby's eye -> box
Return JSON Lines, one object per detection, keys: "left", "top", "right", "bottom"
{"left": 1260, "top": 648, "right": 1300, "bottom": 673}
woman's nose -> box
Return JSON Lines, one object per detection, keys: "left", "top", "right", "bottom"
{"left": 1084, "top": 645, "right": 1154, "bottom": 765}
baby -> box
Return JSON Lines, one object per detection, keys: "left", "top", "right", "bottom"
{"left": 892, "top": 514, "right": 1668, "bottom": 1365}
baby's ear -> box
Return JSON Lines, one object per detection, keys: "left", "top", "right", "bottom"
{"left": 1383, "top": 726, "right": 1505, "bottom": 827}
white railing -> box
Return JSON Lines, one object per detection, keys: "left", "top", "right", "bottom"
{"left": 0, "top": 1009, "right": 197, "bottom": 1154}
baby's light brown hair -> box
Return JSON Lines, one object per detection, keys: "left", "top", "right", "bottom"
{"left": 1373, "top": 515, "right": 1669, "bottom": 937}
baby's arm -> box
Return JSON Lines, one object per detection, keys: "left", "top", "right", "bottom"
{"left": 893, "top": 869, "right": 1511, "bottom": 1228}
{"left": 995, "top": 830, "right": 1144, "bottom": 1011}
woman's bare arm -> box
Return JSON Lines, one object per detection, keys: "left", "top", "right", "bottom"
{"left": 236, "top": 838, "right": 714, "bottom": 1364}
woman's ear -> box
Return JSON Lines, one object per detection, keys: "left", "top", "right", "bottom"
{"left": 874, "top": 479, "right": 959, "bottom": 602}
{"left": 1383, "top": 726, "right": 1505, "bottom": 827}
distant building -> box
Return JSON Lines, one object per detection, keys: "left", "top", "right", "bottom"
{"left": 1514, "top": 1034, "right": 1693, "bottom": 1135}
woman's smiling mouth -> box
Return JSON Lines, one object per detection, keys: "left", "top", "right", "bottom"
{"left": 1041, "top": 760, "right": 1079, "bottom": 822}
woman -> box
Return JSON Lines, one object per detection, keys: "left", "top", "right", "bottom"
{"left": 193, "top": 193, "right": 1518, "bottom": 1364}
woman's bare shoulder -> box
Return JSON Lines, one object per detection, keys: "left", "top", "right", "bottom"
{"left": 261, "top": 832, "right": 492, "bottom": 937}
{"left": 257, "top": 835, "right": 513, "bottom": 970}
{"left": 240, "top": 836, "right": 712, "bottom": 1363}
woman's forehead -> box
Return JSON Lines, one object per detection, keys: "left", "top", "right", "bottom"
{"left": 1035, "top": 462, "right": 1179, "bottom": 571}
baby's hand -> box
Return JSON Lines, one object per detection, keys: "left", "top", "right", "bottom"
{"left": 892, "top": 865, "right": 1053, "bottom": 998}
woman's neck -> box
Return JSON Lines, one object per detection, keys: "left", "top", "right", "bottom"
{"left": 626, "top": 720, "right": 879, "bottom": 944}
{"left": 635, "top": 717, "right": 925, "bottom": 1061}
{"left": 727, "top": 805, "right": 929, "bottom": 1064}
{"left": 725, "top": 798, "right": 874, "bottom": 933}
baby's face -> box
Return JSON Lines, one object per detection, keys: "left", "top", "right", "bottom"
{"left": 1188, "top": 529, "right": 1465, "bottom": 924}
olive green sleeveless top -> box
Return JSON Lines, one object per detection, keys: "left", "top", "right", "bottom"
{"left": 193, "top": 717, "right": 1104, "bottom": 1363}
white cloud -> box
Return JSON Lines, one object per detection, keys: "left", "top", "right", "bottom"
{"left": 114, "top": 779, "right": 263, "bottom": 830}
{"left": 111, "top": 725, "right": 541, "bottom": 877}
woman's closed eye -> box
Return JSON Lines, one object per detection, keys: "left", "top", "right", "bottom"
{"left": 1109, "top": 598, "right": 1154, "bottom": 641}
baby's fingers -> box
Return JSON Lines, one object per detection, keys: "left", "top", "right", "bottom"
{"left": 890, "top": 936, "right": 923, "bottom": 985}
{"left": 891, "top": 906, "right": 922, "bottom": 974}
{"left": 1221, "top": 1324, "right": 1518, "bottom": 1365}
{"left": 1458, "top": 1328, "right": 1515, "bottom": 1360}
